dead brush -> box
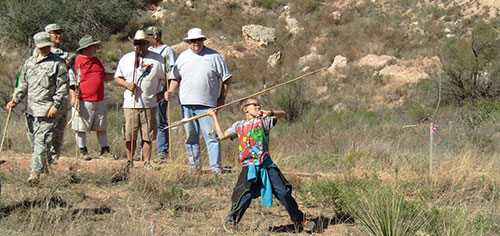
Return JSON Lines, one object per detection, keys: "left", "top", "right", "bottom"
{"left": 70, "top": 163, "right": 129, "bottom": 186}
{"left": 428, "top": 150, "right": 500, "bottom": 207}
{"left": 127, "top": 171, "right": 191, "bottom": 209}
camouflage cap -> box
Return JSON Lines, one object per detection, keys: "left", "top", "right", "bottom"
{"left": 146, "top": 26, "right": 161, "bottom": 37}
{"left": 34, "top": 32, "right": 52, "bottom": 48}
{"left": 44, "top": 23, "right": 64, "bottom": 33}
{"left": 76, "top": 35, "right": 100, "bottom": 52}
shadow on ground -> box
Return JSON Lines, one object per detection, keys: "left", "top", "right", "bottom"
{"left": 0, "top": 195, "right": 113, "bottom": 219}
{"left": 269, "top": 213, "right": 354, "bottom": 233}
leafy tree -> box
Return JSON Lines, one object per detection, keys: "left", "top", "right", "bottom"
{"left": 0, "top": 0, "right": 143, "bottom": 49}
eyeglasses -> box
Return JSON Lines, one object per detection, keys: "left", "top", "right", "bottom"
{"left": 243, "top": 103, "right": 259, "bottom": 107}
{"left": 187, "top": 38, "right": 204, "bottom": 44}
{"left": 133, "top": 41, "right": 147, "bottom": 46}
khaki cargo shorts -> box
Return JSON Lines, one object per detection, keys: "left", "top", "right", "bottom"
{"left": 71, "top": 100, "right": 108, "bottom": 132}
{"left": 123, "top": 108, "right": 157, "bottom": 142}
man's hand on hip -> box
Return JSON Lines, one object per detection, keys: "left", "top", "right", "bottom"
{"left": 47, "top": 105, "right": 58, "bottom": 118}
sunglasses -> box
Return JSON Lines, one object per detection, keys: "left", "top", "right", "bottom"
{"left": 133, "top": 41, "right": 147, "bottom": 46}
{"left": 187, "top": 38, "right": 204, "bottom": 44}
{"left": 243, "top": 103, "right": 260, "bottom": 107}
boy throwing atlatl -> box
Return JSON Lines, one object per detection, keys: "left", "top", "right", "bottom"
{"left": 207, "top": 97, "right": 315, "bottom": 233}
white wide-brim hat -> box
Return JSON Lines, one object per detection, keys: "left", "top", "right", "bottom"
{"left": 183, "top": 28, "right": 207, "bottom": 41}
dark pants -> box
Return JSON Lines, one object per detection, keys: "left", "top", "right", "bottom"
{"left": 226, "top": 167, "right": 304, "bottom": 224}
{"left": 156, "top": 98, "right": 169, "bottom": 153}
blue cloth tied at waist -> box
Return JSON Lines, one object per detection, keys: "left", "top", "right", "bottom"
{"left": 247, "top": 157, "right": 276, "bottom": 207}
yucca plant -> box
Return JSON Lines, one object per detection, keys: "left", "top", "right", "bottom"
{"left": 350, "top": 188, "right": 427, "bottom": 236}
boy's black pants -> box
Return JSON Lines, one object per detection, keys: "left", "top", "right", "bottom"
{"left": 226, "top": 166, "right": 304, "bottom": 224}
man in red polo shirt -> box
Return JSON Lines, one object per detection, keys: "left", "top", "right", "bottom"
{"left": 70, "top": 35, "right": 115, "bottom": 160}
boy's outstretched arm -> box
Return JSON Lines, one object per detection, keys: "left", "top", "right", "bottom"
{"left": 207, "top": 109, "right": 231, "bottom": 140}
{"left": 261, "top": 110, "right": 286, "bottom": 120}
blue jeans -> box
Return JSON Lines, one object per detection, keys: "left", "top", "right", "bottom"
{"left": 226, "top": 167, "right": 304, "bottom": 224}
{"left": 182, "top": 105, "right": 222, "bottom": 171}
{"left": 156, "top": 98, "right": 169, "bottom": 154}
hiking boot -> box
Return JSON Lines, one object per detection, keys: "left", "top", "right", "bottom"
{"left": 99, "top": 146, "right": 116, "bottom": 159}
{"left": 295, "top": 219, "right": 315, "bottom": 232}
{"left": 223, "top": 220, "right": 238, "bottom": 233}
{"left": 143, "top": 161, "right": 153, "bottom": 171}
{"left": 27, "top": 170, "right": 41, "bottom": 186}
{"left": 80, "top": 147, "right": 92, "bottom": 161}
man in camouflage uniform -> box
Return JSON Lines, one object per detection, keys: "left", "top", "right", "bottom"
{"left": 7, "top": 32, "right": 69, "bottom": 185}
{"left": 30, "top": 23, "right": 75, "bottom": 162}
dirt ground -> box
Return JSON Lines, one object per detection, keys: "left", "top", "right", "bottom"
{"left": 0, "top": 152, "right": 352, "bottom": 235}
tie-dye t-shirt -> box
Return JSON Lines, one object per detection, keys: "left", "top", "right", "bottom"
{"left": 226, "top": 117, "right": 276, "bottom": 166}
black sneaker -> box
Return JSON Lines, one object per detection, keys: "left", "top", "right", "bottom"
{"left": 294, "top": 219, "right": 315, "bottom": 232}
{"left": 223, "top": 220, "right": 238, "bottom": 233}
{"left": 80, "top": 147, "right": 88, "bottom": 155}
{"left": 99, "top": 146, "right": 116, "bottom": 159}
{"left": 80, "top": 147, "right": 91, "bottom": 161}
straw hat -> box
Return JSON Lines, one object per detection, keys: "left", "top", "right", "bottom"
{"left": 132, "top": 30, "right": 155, "bottom": 45}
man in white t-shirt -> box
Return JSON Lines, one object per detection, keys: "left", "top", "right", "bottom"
{"left": 114, "top": 30, "right": 166, "bottom": 170}
{"left": 165, "top": 28, "right": 232, "bottom": 173}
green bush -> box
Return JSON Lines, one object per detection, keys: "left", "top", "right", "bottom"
{"left": 0, "top": 0, "right": 143, "bottom": 49}
{"left": 260, "top": 0, "right": 274, "bottom": 10}
{"left": 351, "top": 188, "right": 428, "bottom": 236}
{"left": 463, "top": 100, "right": 500, "bottom": 129}
{"left": 426, "top": 207, "right": 489, "bottom": 236}
{"left": 301, "top": 178, "right": 357, "bottom": 221}
{"left": 438, "top": 21, "right": 500, "bottom": 104}
{"left": 273, "top": 81, "right": 308, "bottom": 122}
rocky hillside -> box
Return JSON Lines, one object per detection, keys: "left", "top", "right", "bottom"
{"left": 144, "top": 0, "right": 499, "bottom": 110}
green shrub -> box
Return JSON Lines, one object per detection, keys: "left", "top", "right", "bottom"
{"left": 426, "top": 207, "right": 489, "bottom": 236}
{"left": 351, "top": 188, "right": 428, "bottom": 236}
{"left": 438, "top": 21, "right": 500, "bottom": 104}
{"left": 462, "top": 100, "right": 500, "bottom": 129}
{"left": 0, "top": 0, "right": 143, "bottom": 49}
{"left": 301, "top": 178, "right": 357, "bottom": 221}
{"left": 260, "top": 0, "right": 274, "bottom": 10}
{"left": 273, "top": 81, "right": 308, "bottom": 122}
